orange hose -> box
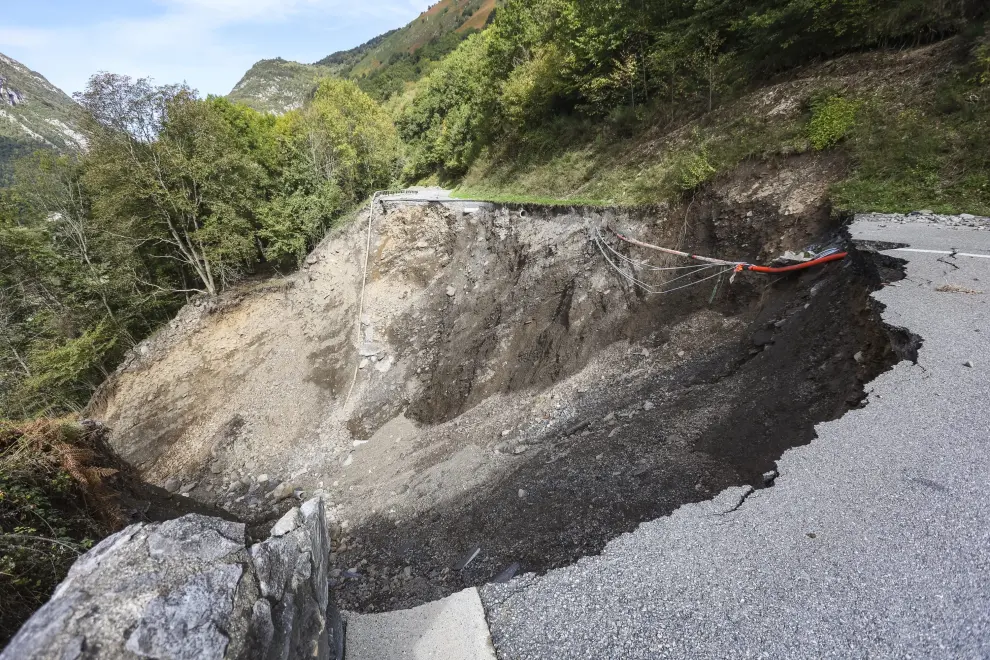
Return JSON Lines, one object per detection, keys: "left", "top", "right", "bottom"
{"left": 736, "top": 252, "right": 848, "bottom": 274}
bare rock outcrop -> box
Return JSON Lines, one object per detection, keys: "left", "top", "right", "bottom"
{"left": 2, "top": 499, "right": 341, "bottom": 660}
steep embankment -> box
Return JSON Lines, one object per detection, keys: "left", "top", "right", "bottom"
{"left": 89, "top": 154, "right": 912, "bottom": 613}
{"left": 457, "top": 39, "right": 986, "bottom": 215}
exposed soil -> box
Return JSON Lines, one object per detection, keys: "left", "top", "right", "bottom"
{"left": 329, "top": 241, "right": 915, "bottom": 612}
{"left": 87, "top": 154, "right": 915, "bottom": 615}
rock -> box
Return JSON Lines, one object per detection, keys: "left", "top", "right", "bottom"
{"left": 446, "top": 286, "right": 456, "bottom": 297}
{"left": 403, "top": 566, "right": 412, "bottom": 580}
{"left": 853, "top": 351, "right": 864, "bottom": 363}
{"left": 359, "top": 359, "right": 369, "bottom": 370}
{"left": 602, "top": 412, "right": 615, "bottom": 423}
{"left": 257, "top": 474, "right": 269, "bottom": 483}
{"left": 608, "top": 427, "right": 620, "bottom": 439}
{"left": 358, "top": 344, "right": 381, "bottom": 357}
{"left": 501, "top": 429, "right": 512, "bottom": 437}
{"left": 563, "top": 420, "right": 591, "bottom": 436}
{"left": 210, "top": 464, "right": 223, "bottom": 475}
{"left": 272, "top": 482, "right": 296, "bottom": 502}
{"left": 763, "top": 470, "right": 779, "bottom": 485}
{"left": 964, "top": 360, "right": 975, "bottom": 368}
{"left": 960, "top": 213, "right": 976, "bottom": 220}
{"left": 306, "top": 254, "right": 318, "bottom": 265}
{"left": 518, "top": 489, "right": 528, "bottom": 498}
{"left": 513, "top": 445, "right": 529, "bottom": 455}
{"left": 125, "top": 564, "right": 243, "bottom": 659}
{"left": 163, "top": 477, "right": 181, "bottom": 494}
{"left": 0, "top": 498, "right": 336, "bottom": 660}
{"left": 271, "top": 508, "right": 302, "bottom": 537}
{"left": 250, "top": 537, "right": 298, "bottom": 601}
{"left": 643, "top": 401, "right": 655, "bottom": 411}
{"left": 751, "top": 329, "right": 775, "bottom": 348}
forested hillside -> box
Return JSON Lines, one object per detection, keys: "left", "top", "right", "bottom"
{"left": 229, "top": 0, "right": 496, "bottom": 112}
{"left": 400, "top": 0, "right": 989, "bottom": 206}
{"left": 0, "top": 77, "right": 398, "bottom": 420}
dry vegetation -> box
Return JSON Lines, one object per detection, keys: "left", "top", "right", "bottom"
{"left": 0, "top": 418, "right": 128, "bottom": 644}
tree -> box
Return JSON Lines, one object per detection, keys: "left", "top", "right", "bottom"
{"left": 258, "top": 79, "right": 400, "bottom": 264}
{"left": 78, "top": 75, "right": 263, "bottom": 295}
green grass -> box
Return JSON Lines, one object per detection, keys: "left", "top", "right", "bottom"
{"left": 832, "top": 94, "right": 990, "bottom": 216}
{"left": 450, "top": 187, "right": 613, "bottom": 206}
{"left": 456, "top": 95, "right": 806, "bottom": 207}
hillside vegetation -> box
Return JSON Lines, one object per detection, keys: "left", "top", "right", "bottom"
{"left": 227, "top": 59, "right": 336, "bottom": 113}
{"left": 229, "top": 0, "right": 497, "bottom": 113}
{"left": 398, "top": 0, "right": 989, "bottom": 214}
{"left": 1, "top": 77, "right": 398, "bottom": 419}
{"left": 0, "top": 53, "right": 86, "bottom": 179}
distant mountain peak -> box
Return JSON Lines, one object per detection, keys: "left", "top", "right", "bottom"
{"left": 0, "top": 52, "right": 86, "bottom": 167}
{"left": 229, "top": 0, "right": 496, "bottom": 114}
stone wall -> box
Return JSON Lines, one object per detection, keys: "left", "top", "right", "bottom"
{"left": 2, "top": 499, "right": 341, "bottom": 660}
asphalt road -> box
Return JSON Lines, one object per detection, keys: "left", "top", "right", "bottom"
{"left": 480, "top": 213, "right": 990, "bottom": 659}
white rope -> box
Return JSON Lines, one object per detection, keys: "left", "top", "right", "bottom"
{"left": 344, "top": 191, "right": 385, "bottom": 404}
{"left": 594, "top": 230, "right": 734, "bottom": 296}
{"left": 594, "top": 229, "right": 719, "bottom": 272}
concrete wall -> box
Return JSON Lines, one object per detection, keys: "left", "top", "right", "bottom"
{"left": 2, "top": 499, "right": 341, "bottom": 660}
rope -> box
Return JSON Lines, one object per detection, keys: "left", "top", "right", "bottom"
{"left": 594, "top": 230, "right": 734, "bottom": 295}
{"left": 612, "top": 229, "right": 743, "bottom": 267}
{"left": 344, "top": 191, "right": 386, "bottom": 404}
{"left": 596, "top": 231, "right": 725, "bottom": 272}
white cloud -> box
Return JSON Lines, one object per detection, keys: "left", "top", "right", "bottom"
{"left": 0, "top": 0, "right": 424, "bottom": 97}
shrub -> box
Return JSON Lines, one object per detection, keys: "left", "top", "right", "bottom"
{"left": 0, "top": 418, "right": 126, "bottom": 644}
{"left": 670, "top": 146, "right": 718, "bottom": 192}
{"left": 807, "top": 94, "right": 861, "bottom": 150}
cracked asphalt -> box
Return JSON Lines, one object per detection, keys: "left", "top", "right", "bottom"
{"left": 480, "top": 214, "right": 990, "bottom": 659}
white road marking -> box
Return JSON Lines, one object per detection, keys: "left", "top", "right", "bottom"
{"left": 892, "top": 248, "right": 990, "bottom": 260}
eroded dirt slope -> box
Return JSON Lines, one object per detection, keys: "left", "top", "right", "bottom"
{"left": 88, "top": 155, "right": 912, "bottom": 612}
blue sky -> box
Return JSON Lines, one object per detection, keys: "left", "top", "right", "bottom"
{"left": 0, "top": 0, "right": 429, "bottom": 97}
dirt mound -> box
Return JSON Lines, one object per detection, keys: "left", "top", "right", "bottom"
{"left": 89, "top": 155, "right": 914, "bottom": 613}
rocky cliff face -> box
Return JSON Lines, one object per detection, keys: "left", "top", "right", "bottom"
{"left": 1, "top": 498, "right": 342, "bottom": 660}
{"left": 0, "top": 52, "right": 86, "bottom": 162}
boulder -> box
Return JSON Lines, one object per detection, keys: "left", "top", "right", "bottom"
{"left": 2, "top": 498, "right": 341, "bottom": 660}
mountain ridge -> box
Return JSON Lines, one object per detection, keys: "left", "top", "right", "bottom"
{"left": 0, "top": 52, "right": 86, "bottom": 177}
{"left": 227, "top": 0, "right": 496, "bottom": 114}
